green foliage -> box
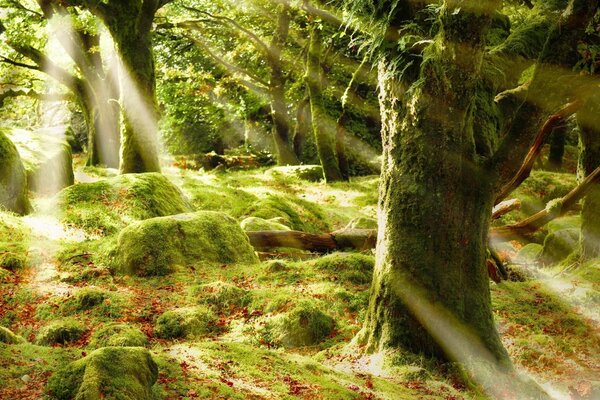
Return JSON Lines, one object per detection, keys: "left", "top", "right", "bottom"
{"left": 154, "top": 306, "right": 217, "bottom": 339}
{"left": 113, "top": 211, "right": 259, "bottom": 276}
{"left": 46, "top": 347, "right": 158, "bottom": 400}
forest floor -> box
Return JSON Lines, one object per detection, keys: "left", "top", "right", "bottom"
{"left": 0, "top": 157, "right": 599, "bottom": 400}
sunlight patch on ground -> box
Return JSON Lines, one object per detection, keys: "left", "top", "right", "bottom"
{"left": 23, "top": 215, "right": 86, "bottom": 243}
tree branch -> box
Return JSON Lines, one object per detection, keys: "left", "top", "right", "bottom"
{"left": 494, "top": 100, "right": 582, "bottom": 204}
{"left": 491, "top": 164, "right": 600, "bottom": 242}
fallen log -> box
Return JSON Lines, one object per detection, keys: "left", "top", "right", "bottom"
{"left": 246, "top": 229, "right": 377, "bottom": 253}
{"left": 492, "top": 198, "right": 521, "bottom": 220}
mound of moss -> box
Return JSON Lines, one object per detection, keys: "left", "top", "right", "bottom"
{"left": 113, "top": 211, "right": 259, "bottom": 276}
{"left": 8, "top": 128, "right": 74, "bottom": 195}
{"left": 191, "top": 281, "right": 251, "bottom": 311}
{"left": 240, "top": 216, "right": 291, "bottom": 232}
{"left": 514, "top": 243, "right": 543, "bottom": 265}
{"left": 0, "top": 129, "right": 31, "bottom": 215}
{"left": 55, "top": 173, "right": 194, "bottom": 236}
{"left": 311, "top": 252, "right": 375, "bottom": 284}
{"left": 244, "top": 194, "right": 329, "bottom": 233}
{"left": 36, "top": 319, "right": 86, "bottom": 346}
{"left": 182, "top": 179, "right": 258, "bottom": 218}
{"left": 540, "top": 228, "right": 580, "bottom": 265}
{"left": 89, "top": 323, "right": 148, "bottom": 349}
{"left": 0, "top": 326, "right": 25, "bottom": 344}
{"left": 266, "top": 301, "right": 335, "bottom": 348}
{"left": 154, "top": 306, "right": 217, "bottom": 339}
{"left": 46, "top": 347, "right": 158, "bottom": 400}
{"left": 267, "top": 165, "right": 324, "bottom": 182}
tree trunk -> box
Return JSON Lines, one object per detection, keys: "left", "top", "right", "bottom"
{"left": 547, "top": 125, "right": 566, "bottom": 171}
{"left": 336, "top": 112, "right": 350, "bottom": 181}
{"left": 577, "top": 96, "right": 600, "bottom": 259}
{"left": 104, "top": 1, "right": 162, "bottom": 173}
{"left": 268, "top": 1, "right": 298, "bottom": 166}
{"left": 360, "top": 1, "right": 508, "bottom": 365}
{"left": 293, "top": 96, "right": 311, "bottom": 162}
{"left": 307, "top": 25, "right": 343, "bottom": 182}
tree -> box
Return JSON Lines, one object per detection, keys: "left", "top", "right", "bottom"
{"left": 53, "top": 0, "right": 171, "bottom": 173}
{"left": 346, "top": 0, "right": 598, "bottom": 384}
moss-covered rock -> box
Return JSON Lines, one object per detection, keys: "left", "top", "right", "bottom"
{"left": 182, "top": 179, "right": 258, "bottom": 218}
{"left": 8, "top": 128, "right": 74, "bottom": 195}
{"left": 267, "top": 165, "right": 324, "bottom": 182}
{"left": 191, "top": 281, "right": 251, "bottom": 311}
{"left": 240, "top": 217, "right": 291, "bottom": 232}
{"left": 547, "top": 215, "right": 581, "bottom": 233}
{"left": 345, "top": 217, "right": 378, "bottom": 230}
{"left": 154, "top": 306, "right": 217, "bottom": 339}
{"left": 244, "top": 194, "right": 329, "bottom": 233}
{"left": 70, "top": 288, "right": 108, "bottom": 310}
{"left": 514, "top": 243, "right": 543, "bottom": 265}
{"left": 37, "top": 319, "right": 86, "bottom": 346}
{"left": 88, "top": 323, "right": 148, "bottom": 349}
{"left": 540, "top": 228, "right": 580, "bottom": 265}
{"left": 311, "top": 252, "right": 375, "bottom": 284}
{"left": 55, "top": 173, "right": 194, "bottom": 236}
{"left": 266, "top": 301, "right": 335, "bottom": 348}
{"left": 46, "top": 347, "right": 158, "bottom": 400}
{"left": 0, "top": 326, "right": 25, "bottom": 344}
{"left": 113, "top": 211, "right": 259, "bottom": 276}
{"left": 0, "top": 129, "right": 31, "bottom": 215}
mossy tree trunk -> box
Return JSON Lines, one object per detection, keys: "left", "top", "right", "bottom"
{"left": 267, "top": 1, "right": 299, "bottom": 166}
{"left": 102, "top": 0, "right": 162, "bottom": 173}
{"left": 577, "top": 97, "right": 600, "bottom": 259}
{"left": 293, "top": 95, "right": 312, "bottom": 162}
{"left": 306, "top": 25, "right": 344, "bottom": 182}
{"left": 360, "top": 0, "right": 508, "bottom": 363}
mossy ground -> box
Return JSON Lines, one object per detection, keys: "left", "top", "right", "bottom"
{"left": 1, "top": 164, "right": 597, "bottom": 399}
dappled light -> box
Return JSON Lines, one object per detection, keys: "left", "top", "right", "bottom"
{"left": 0, "top": 0, "right": 599, "bottom": 399}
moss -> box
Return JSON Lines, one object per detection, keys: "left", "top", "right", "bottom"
{"left": 547, "top": 215, "right": 581, "bottom": 233}
{"left": 311, "top": 252, "right": 375, "bottom": 284}
{"left": 55, "top": 173, "right": 194, "bottom": 236}
{"left": 88, "top": 323, "right": 148, "bottom": 349}
{"left": 0, "top": 326, "right": 25, "bottom": 344}
{"left": 240, "top": 217, "right": 291, "bottom": 231}
{"left": 36, "top": 319, "right": 86, "bottom": 346}
{"left": 264, "top": 259, "right": 289, "bottom": 273}
{"left": 182, "top": 177, "right": 258, "bottom": 218}
{"left": 46, "top": 347, "right": 158, "bottom": 400}
{"left": 0, "top": 129, "right": 31, "bottom": 215}
{"left": 267, "top": 165, "right": 324, "bottom": 182}
{"left": 154, "top": 306, "right": 217, "bottom": 339}
{"left": 191, "top": 281, "right": 251, "bottom": 312}
{"left": 540, "top": 228, "right": 580, "bottom": 266}
{"left": 57, "top": 288, "right": 123, "bottom": 318}
{"left": 514, "top": 243, "right": 543, "bottom": 264}
{"left": 0, "top": 211, "right": 30, "bottom": 270}
{"left": 7, "top": 128, "right": 74, "bottom": 195}
{"left": 113, "top": 211, "right": 259, "bottom": 276}
{"left": 244, "top": 194, "right": 330, "bottom": 233}
{"left": 345, "top": 217, "right": 378, "bottom": 229}
{"left": 265, "top": 301, "right": 335, "bottom": 347}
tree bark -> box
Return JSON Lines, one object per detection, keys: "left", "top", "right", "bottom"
{"left": 577, "top": 96, "right": 600, "bottom": 259}
{"left": 267, "top": 1, "right": 298, "bottom": 166}
{"left": 307, "top": 25, "right": 343, "bottom": 182}
{"left": 359, "top": 1, "right": 509, "bottom": 364}
{"left": 101, "top": 0, "right": 162, "bottom": 173}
